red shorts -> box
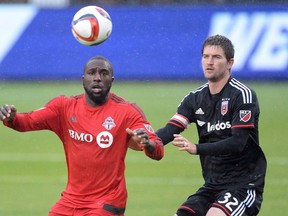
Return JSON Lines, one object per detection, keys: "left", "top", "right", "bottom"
{"left": 48, "top": 198, "right": 125, "bottom": 216}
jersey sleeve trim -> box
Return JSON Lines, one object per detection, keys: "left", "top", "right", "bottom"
{"left": 168, "top": 114, "right": 189, "bottom": 129}
{"left": 229, "top": 78, "right": 253, "bottom": 104}
{"left": 232, "top": 124, "right": 254, "bottom": 129}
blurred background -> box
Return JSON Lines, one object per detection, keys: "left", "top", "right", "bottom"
{"left": 0, "top": 0, "right": 287, "bottom": 81}
{"left": 0, "top": 0, "right": 286, "bottom": 6}
{"left": 0, "top": 0, "right": 287, "bottom": 215}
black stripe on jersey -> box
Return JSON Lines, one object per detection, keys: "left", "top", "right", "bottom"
{"left": 229, "top": 78, "right": 252, "bottom": 104}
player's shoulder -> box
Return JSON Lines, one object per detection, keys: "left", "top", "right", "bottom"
{"left": 192, "top": 82, "right": 209, "bottom": 94}
{"left": 110, "top": 93, "right": 132, "bottom": 107}
{"left": 50, "top": 93, "right": 83, "bottom": 100}
{"left": 228, "top": 78, "right": 253, "bottom": 91}
{"left": 68, "top": 93, "right": 84, "bottom": 101}
{"left": 110, "top": 93, "right": 129, "bottom": 104}
{"left": 47, "top": 94, "right": 82, "bottom": 105}
{"left": 110, "top": 93, "right": 145, "bottom": 116}
{"left": 179, "top": 83, "right": 209, "bottom": 105}
{"left": 183, "top": 83, "right": 209, "bottom": 101}
{"left": 58, "top": 93, "right": 83, "bottom": 104}
{"left": 228, "top": 78, "right": 257, "bottom": 103}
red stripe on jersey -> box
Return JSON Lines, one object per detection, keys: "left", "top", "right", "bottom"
{"left": 232, "top": 124, "right": 254, "bottom": 128}
{"left": 168, "top": 120, "right": 186, "bottom": 129}
{"left": 169, "top": 114, "right": 189, "bottom": 129}
{"left": 179, "top": 206, "right": 196, "bottom": 214}
{"left": 212, "top": 203, "right": 231, "bottom": 216}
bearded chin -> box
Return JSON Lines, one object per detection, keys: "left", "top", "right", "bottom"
{"left": 84, "top": 86, "right": 111, "bottom": 105}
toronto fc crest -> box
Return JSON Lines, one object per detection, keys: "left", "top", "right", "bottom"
{"left": 102, "top": 117, "right": 116, "bottom": 130}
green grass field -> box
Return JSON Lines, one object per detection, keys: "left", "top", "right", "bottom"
{"left": 0, "top": 81, "right": 287, "bottom": 215}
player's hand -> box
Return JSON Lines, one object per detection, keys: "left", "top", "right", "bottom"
{"left": 172, "top": 134, "right": 197, "bottom": 155}
{"left": 126, "top": 128, "right": 155, "bottom": 152}
{"left": 0, "top": 104, "right": 17, "bottom": 122}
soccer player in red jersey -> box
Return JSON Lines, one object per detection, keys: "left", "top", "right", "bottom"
{"left": 0, "top": 56, "right": 164, "bottom": 216}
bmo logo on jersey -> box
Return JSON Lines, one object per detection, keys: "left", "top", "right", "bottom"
{"left": 207, "top": 121, "right": 231, "bottom": 132}
{"left": 68, "top": 129, "right": 93, "bottom": 142}
{"left": 68, "top": 129, "right": 113, "bottom": 148}
{"left": 96, "top": 131, "right": 113, "bottom": 148}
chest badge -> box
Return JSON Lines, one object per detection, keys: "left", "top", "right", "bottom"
{"left": 97, "top": 131, "right": 113, "bottom": 148}
{"left": 102, "top": 117, "right": 116, "bottom": 130}
{"left": 221, "top": 100, "right": 229, "bottom": 116}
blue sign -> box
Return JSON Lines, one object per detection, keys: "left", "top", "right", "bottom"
{"left": 0, "top": 4, "right": 287, "bottom": 81}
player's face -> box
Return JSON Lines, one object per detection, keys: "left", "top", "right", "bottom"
{"left": 83, "top": 58, "right": 114, "bottom": 106}
{"left": 202, "top": 45, "right": 234, "bottom": 83}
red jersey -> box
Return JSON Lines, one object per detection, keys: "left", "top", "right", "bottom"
{"left": 4, "top": 93, "right": 164, "bottom": 209}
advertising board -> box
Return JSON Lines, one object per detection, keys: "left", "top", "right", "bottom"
{"left": 0, "top": 4, "right": 287, "bottom": 80}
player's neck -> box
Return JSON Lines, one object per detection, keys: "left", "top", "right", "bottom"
{"left": 208, "top": 75, "right": 230, "bottom": 95}
{"left": 85, "top": 93, "right": 110, "bottom": 107}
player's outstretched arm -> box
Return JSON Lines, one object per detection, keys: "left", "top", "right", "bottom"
{"left": 0, "top": 104, "right": 17, "bottom": 123}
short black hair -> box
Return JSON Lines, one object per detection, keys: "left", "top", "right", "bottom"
{"left": 85, "top": 56, "right": 114, "bottom": 75}
{"left": 202, "top": 35, "right": 234, "bottom": 61}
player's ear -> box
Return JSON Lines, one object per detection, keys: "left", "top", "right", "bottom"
{"left": 111, "top": 76, "right": 114, "bottom": 82}
{"left": 228, "top": 58, "right": 234, "bottom": 70}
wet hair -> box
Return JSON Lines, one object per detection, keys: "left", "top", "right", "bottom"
{"left": 202, "top": 35, "right": 234, "bottom": 61}
{"left": 84, "top": 56, "right": 114, "bottom": 75}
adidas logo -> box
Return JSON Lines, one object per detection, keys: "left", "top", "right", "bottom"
{"left": 69, "top": 116, "right": 77, "bottom": 122}
{"left": 195, "top": 108, "right": 204, "bottom": 115}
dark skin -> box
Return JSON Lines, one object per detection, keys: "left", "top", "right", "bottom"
{"left": 0, "top": 56, "right": 155, "bottom": 153}
{"left": 82, "top": 57, "right": 155, "bottom": 150}
{"left": 82, "top": 56, "right": 114, "bottom": 107}
{"left": 0, "top": 104, "right": 16, "bottom": 123}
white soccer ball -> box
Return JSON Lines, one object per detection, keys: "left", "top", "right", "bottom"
{"left": 71, "top": 6, "right": 112, "bottom": 46}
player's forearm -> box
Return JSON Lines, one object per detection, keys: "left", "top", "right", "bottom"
{"left": 3, "top": 114, "right": 36, "bottom": 132}
{"left": 196, "top": 128, "right": 250, "bottom": 155}
{"left": 156, "top": 124, "right": 184, "bottom": 145}
{"left": 143, "top": 138, "right": 164, "bottom": 160}
{"left": 3, "top": 110, "right": 53, "bottom": 132}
